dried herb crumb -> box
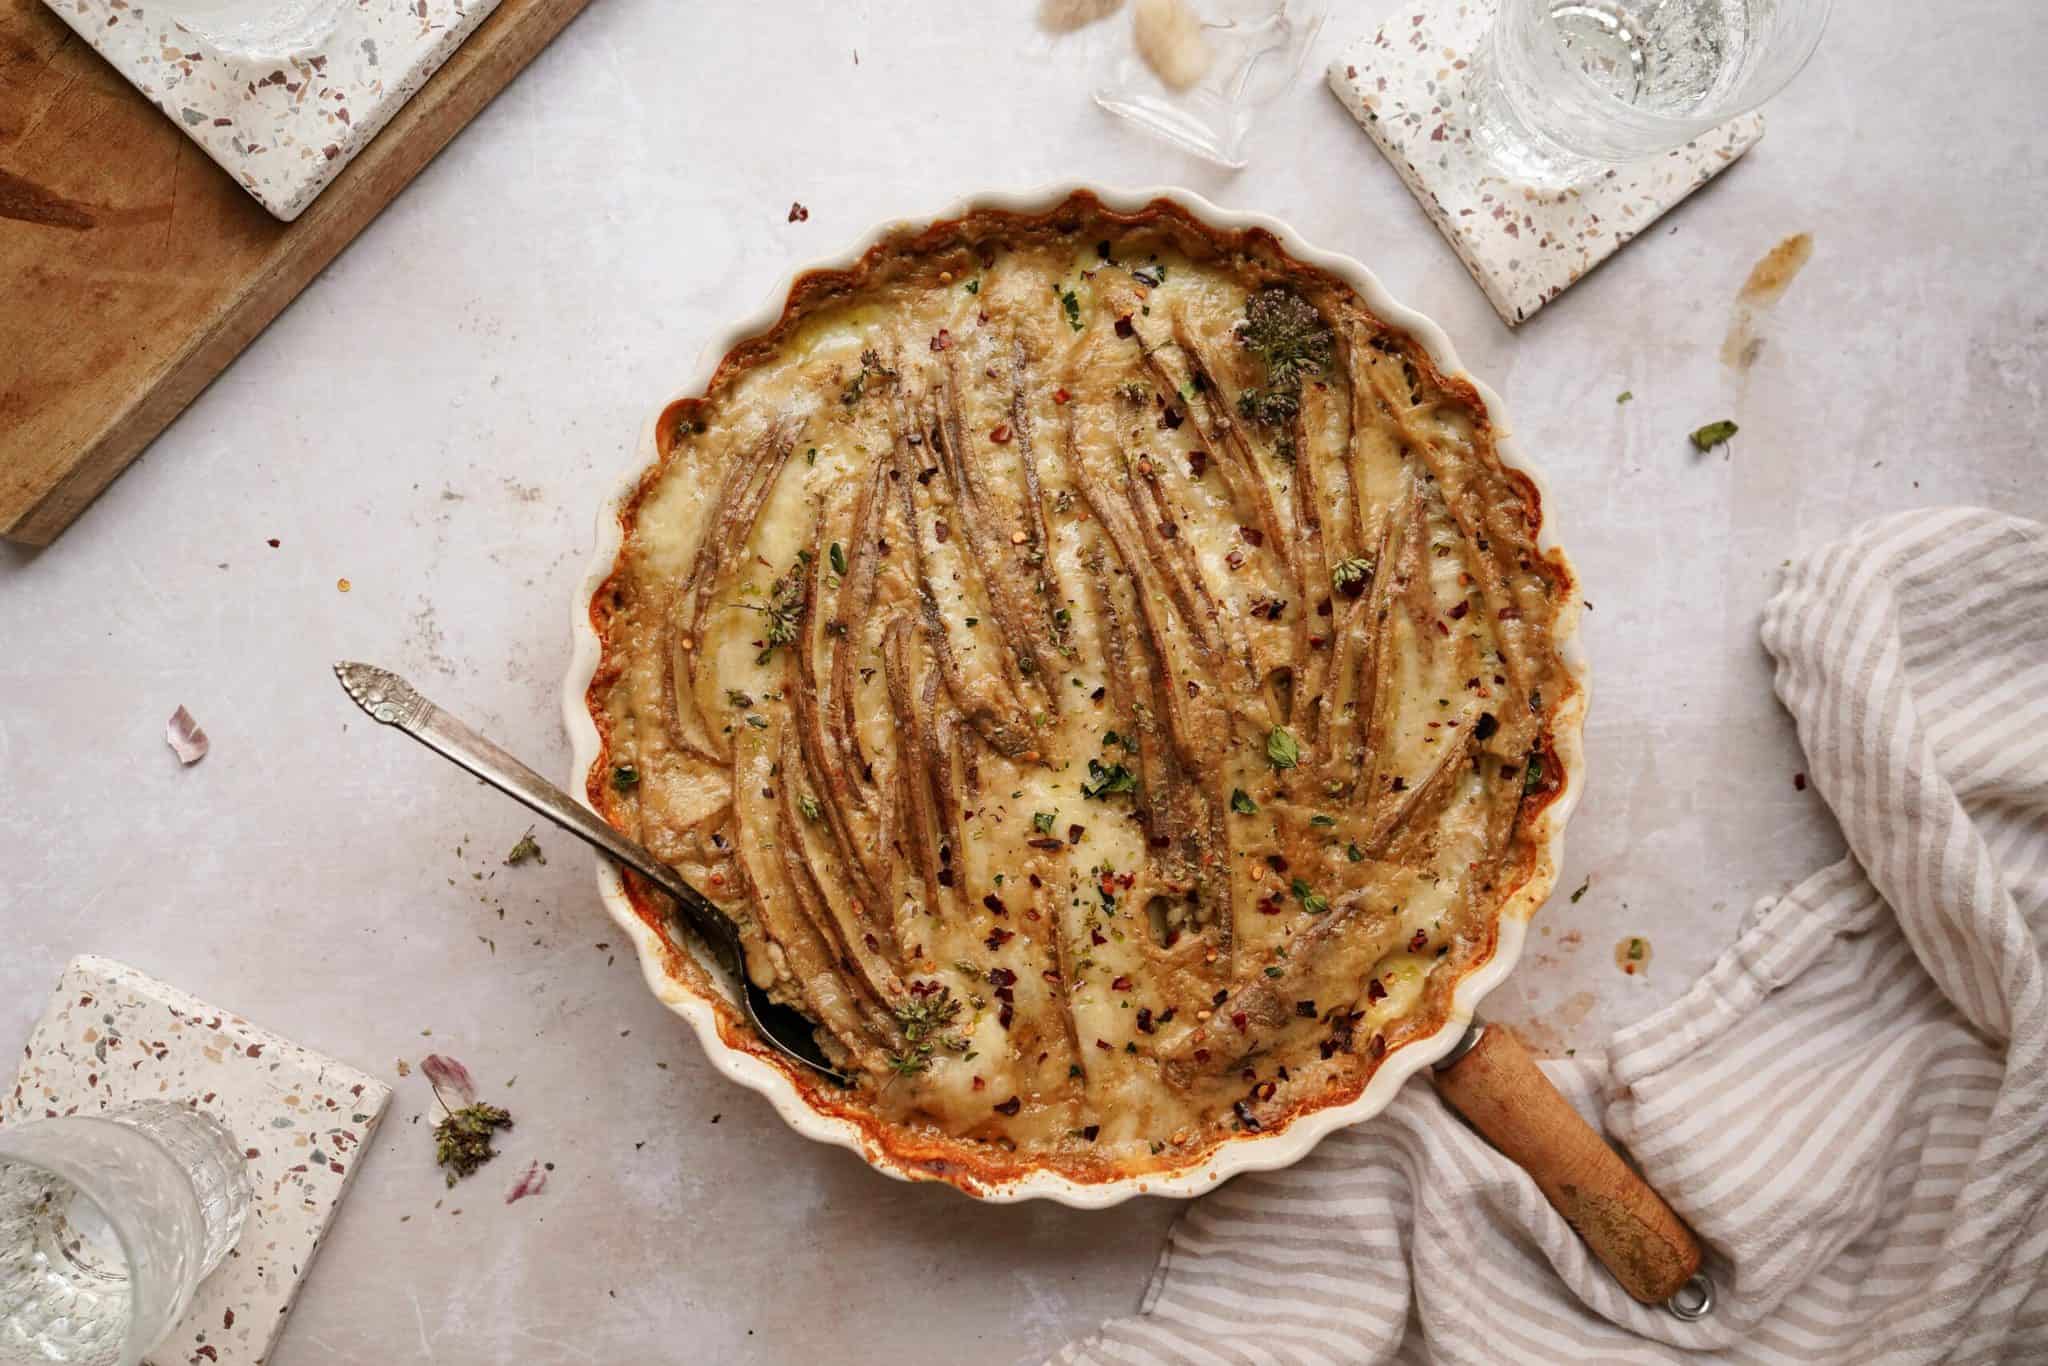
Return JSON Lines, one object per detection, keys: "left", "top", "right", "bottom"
{"left": 434, "top": 1103, "right": 512, "bottom": 1187}
{"left": 787, "top": 201, "right": 809, "bottom": 223}
{"left": 503, "top": 828, "right": 545, "bottom": 867}
{"left": 1229, "top": 788, "right": 1259, "bottom": 816}
{"left": 1569, "top": 876, "right": 1590, "bottom": 904}
{"left": 1689, "top": 419, "right": 1739, "bottom": 452}
{"left": 1616, "top": 390, "right": 1633, "bottom": 404}
{"left": 1265, "top": 727, "right": 1300, "bottom": 770}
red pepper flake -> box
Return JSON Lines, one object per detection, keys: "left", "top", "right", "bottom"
{"left": 1410, "top": 929, "right": 1429, "bottom": 952}
{"left": 1095, "top": 1038, "right": 1112, "bottom": 1051}
{"left": 1158, "top": 1007, "right": 1177, "bottom": 1024}
{"left": 1161, "top": 407, "right": 1184, "bottom": 430}
{"left": 1187, "top": 450, "right": 1209, "bottom": 478}
{"left": 1053, "top": 387, "right": 1072, "bottom": 405}
{"left": 1090, "top": 927, "right": 1107, "bottom": 946}
{"left": 993, "top": 1096, "right": 1022, "bottom": 1116}
{"left": 1793, "top": 772, "right": 1807, "bottom": 791}
{"left": 1193, "top": 1048, "right": 1211, "bottom": 1063}
{"left": 1111, "top": 975, "right": 1133, "bottom": 991}
{"left": 1081, "top": 1124, "right": 1100, "bottom": 1141}
{"left": 1448, "top": 601, "right": 1470, "bottom": 620}
{"left": 985, "top": 927, "right": 1015, "bottom": 950}
{"left": 1230, "top": 1011, "right": 1249, "bottom": 1032}
{"left": 1114, "top": 316, "right": 1135, "bottom": 338}
{"left": 990, "top": 424, "right": 1013, "bottom": 444}
{"left": 1370, "top": 1034, "right": 1387, "bottom": 1059}
{"left": 1027, "top": 836, "right": 1067, "bottom": 851}
{"left": 787, "top": 201, "right": 809, "bottom": 223}
{"left": 1239, "top": 526, "right": 1265, "bottom": 547}
{"left": 987, "top": 966, "right": 1017, "bottom": 987}
{"left": 1434, "top": 620, "right": 1450, "bottom": 636}
{"left": 982, "top": 893, "right": 1008, "bottom": 915}
{"left": 971, "top": 1075, "right": 986, "bottom": 1091}
{"left": 1068, "top": 823, "right": 1085, "bottom": 845}
{"left": 929, "top": 328, "right": 952, "bottom": 352}
{"left": 1042, "top": 968, "right": 1063, "bottom": 983}
{"left": 934, "top": 520, "right": 950, "bottom": 543}
{"left": 998, "top": 1002, "right": 1014, "bottom": 1028}
{"left": 1294, "top": 1000, "right": 1317, "bottom": 1018}
{"left": 1136, "top": 1007, "right": 1155, "bottom": 1033}
{"left": 1257, "top": 896, "right": 1283, "bottom": 916}
{"left": 1367, "top": 978, "right": 1388, "bottom": 1003}
{"left": 1252, "top": 1080, "right": 1277, "bottom": 1102}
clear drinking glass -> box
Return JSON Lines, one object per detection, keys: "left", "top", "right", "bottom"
{"left": 1465, "top": 0, "right": 1833, "bottom": 183}
{"left": 166, "top": 0, "right": 347, "bottom": 60}
{"left": 0, "top": 1104, "right": 251, "bottom": 1366}
{"left": 1091, "top": 0, "right": 1331, "bottom": 168}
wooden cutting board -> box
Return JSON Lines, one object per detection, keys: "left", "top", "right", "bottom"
{"left": 0, "top": 0, "right": 589, "bottom": 546}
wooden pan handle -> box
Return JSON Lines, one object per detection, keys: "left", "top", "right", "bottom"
{"left": 1433, "top": 1022, "right": 1702, "bottom": 1304}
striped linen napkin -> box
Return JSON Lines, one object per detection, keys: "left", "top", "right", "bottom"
{"left": 1055, "top": 508, "right": 2048, "bottom": 1364}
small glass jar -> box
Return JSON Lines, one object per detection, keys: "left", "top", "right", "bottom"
{"left": 1090, "top": 0, "right": 1332, "bottom": 169}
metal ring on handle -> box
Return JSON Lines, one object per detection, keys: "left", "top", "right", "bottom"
{"left": 1666, "top": 1272, "right": 1715, "bottom": 1320}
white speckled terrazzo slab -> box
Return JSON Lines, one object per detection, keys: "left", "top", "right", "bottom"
{"left": 3, "top": 956, "right": 390, "bottom": 1366}
{"left": 1326, "top": 0, "right": 1763, "bottom": 326}
{"left": 39, "top": 0, "right": 502, "bottom": 221}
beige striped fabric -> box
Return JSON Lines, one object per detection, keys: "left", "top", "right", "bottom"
{"left": 1055, "top": 509, "right": 2048, "bottom": 1365}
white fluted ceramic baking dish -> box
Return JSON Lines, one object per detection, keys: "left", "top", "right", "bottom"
{"left": 562, "top": 184, "right": 1587, "bottom": 1207}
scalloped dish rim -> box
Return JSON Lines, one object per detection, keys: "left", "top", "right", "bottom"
{"left": 562, "top": 183, "right": 1589, "bottom": 1208}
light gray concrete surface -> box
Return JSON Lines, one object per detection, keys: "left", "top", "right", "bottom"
{"left": 2, "top": 3, "right": 2042, "bottom": 1361}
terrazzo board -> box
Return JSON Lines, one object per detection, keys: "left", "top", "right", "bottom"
{"left": 1326, "top": 0, "right": 1762, "bottom": 326}
{"left": 2, "top": 956, "right": 391, "bottom": 1366}
{"left": 40, "top": 0, "right": 502, "bottom": 220}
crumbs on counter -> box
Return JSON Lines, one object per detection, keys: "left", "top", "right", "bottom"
{"left": 336, "top": 577, "right": 351, "bottom": 592}
{"left": 504, "top": 827, "right": 545, "bottom": 866}
{"left": 1795, "top": 772, "right": 1807, "bottom": 791}
{"left": 1616, "top": 936, "right": 1651, "bottom": 975}
{"left": 787, "top": 201, "right": 809, "bottom": 223}
{"left": 1689, "top": 420, "right": 1739, "bottom": 454}
{"left": 267, "top": 537, "right": 281, "bottom": 548}
{"left": 1569, "top": 876, "right": 1590, "bottom": 904}
{"left": 1616, "top": 390, "right": 1633, "bottom": 404}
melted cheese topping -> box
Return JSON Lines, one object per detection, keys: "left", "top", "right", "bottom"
{"left": 593, "top": 202, "right": 1571, "bottom": 1182}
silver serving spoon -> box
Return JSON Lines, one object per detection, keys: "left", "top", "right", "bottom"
{"left": 333, "top": 661, "right": 848, "bottom": 1085}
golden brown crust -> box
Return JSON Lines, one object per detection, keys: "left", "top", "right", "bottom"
{"left": 584, "top": 191, "right": 1578, "bottom": 1192}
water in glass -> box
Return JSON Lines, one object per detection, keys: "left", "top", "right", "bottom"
{"left": 0, "top": 1106, "right": 250, "bottom": 1366}
{"left": 1467, "top": 0, "right": 1830, "bottom": 181}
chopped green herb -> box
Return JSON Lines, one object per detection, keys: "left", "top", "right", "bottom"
{"left": 1616, "top": 390, "right": 1633, "bottom": 405}
{"left": 611, "top": 764, "right": 640, "bottom": 793}
{"left": 503, "top": 828, "right": 545, "bottom": 867}
{"left": 1080, "top": 759, "right": 1137, "bottom": 799}
{"left": 1058, "top": 286, "right": 1083, "bottom": 332}
{"left": 745, "top": 714, "right": 769, "bottom": 730}
{"left": 1118, "top": 380, "right": 1150, "bottom": 405}
{"left": 1229, "top": 788, "right": 1259, "bottom": 816}
{"left": 964, "top": 278, "right": 980, "bottom": 294}
{"left": 798, "top": 794, "right": 823, "bottom": 823}
{"left": 1347, "top": 842, "right": 1364, "bottom": 863}
{"left": 1689, "top": 419, "right": 1739, "bottom": 452}
{"left": 1522, "top": 753, "right": 1546, "bottom": 796}
{"left": 829, "top": 542, "right": 847, "bottom": 576}
{"left": 1331, "top": 557, "right": 1374, "bottom": 593}
{"left": 724, "top": 689, "right": 754, "bottom": 708}
{"left": 744, "top": 559, "right": 806, "bottom": 665}
{"left": 1626, "top": 937, "right": 1647, "bottom": 961}
{"left": 1309, "top": 814, "right": 1335, "bottom": 828}
{"left": 1265, "top": 727, "right": 1300, "bottom": 770}
{"left": 1032, "top": 811, "right": 1057, "bottom": 836}
{"left": 433, "top": 1102, "right": 513, "bottom": 1187}
{"left": 805, "top": 446, "right": 818, "bottom": 466}
{"left": 1264, "top": 966, "right": 1284, "bottom": 978}
{"left": 1289, "top": 876, "right": 1330, "bottom": 914}
{"left": 1235, "top": 287, "right": 1333, "bottom": 458}
{"left": 1569, "top": 876, "right": 1590, "bottom": 904}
